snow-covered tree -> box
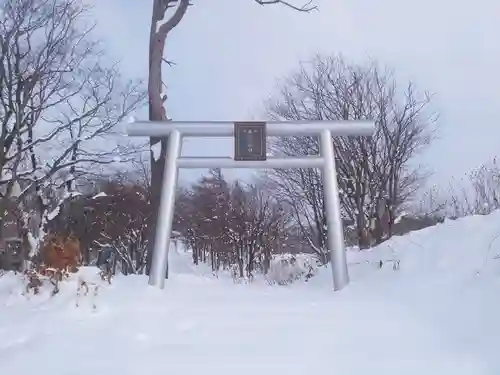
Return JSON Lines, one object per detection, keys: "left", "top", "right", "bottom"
{"left": 0, "top": 0, "right": 146, "bottom": 263}
{"left": 265, "top": 54, "right": 437, "bottom": 249}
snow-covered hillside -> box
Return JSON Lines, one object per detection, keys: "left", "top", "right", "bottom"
{"left": 3, "top": 211, "right": 500, "bottom": 374}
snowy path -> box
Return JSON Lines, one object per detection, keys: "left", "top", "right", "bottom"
{"left": 3, "top": 212, "right": 500, "bottom": 374}
{"left": 0, "top": 272, "right": 487, "bottom": 374}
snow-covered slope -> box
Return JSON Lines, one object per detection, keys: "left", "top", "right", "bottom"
{"left": 3, "top": 211, "right": 500, "bottom": 374}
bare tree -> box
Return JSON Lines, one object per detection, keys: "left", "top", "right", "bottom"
{"left": 146, "top": 0, "right": 318, "bottom": 276}
{"left": 265, "top": 54, "right": 436, "bottom": 253}
{"left": 0, "top": 0, "right": 146, "bottom": 261}
{"left": 43, "top": 173, "right": 152, "bottom": 274}
{"left": 174, "top": 168, "right": 232, "bottom": 268}
{"left": 414, "top": 158, "right": 500, "bottom": 220}
{"left": 92, "top": 180, "right": 151, "bottom": 276}
{"left": 173, "top": 169, "right": 291, "bottom": 278}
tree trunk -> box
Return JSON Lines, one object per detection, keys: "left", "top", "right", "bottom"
{"left": 146, "top": 0, "right": 190, "bottom": 279}
{"left": 145, "top": 2, "right": 169, "bottom": 277}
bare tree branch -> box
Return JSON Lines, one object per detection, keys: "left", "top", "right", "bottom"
{"left": 254, "top": 0, "right": 317, "bottom": 12}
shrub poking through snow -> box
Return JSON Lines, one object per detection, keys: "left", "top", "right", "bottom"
{"left": 265, "top": 254, "right": 319, "bottom": 285}
{"left": 24, "top": 266, "right": 71, "bottom": 296}
{"left": 24, "top": 233, "right": 81, "bottom": 296}
{"left": 40, "top": 233, "right": 81, "bottom": 272}
{"left": 76, "top": 277, "right": 100, "bottom": 310}
{"left": 25, "top": 269, "right": 43, "bottom": 295}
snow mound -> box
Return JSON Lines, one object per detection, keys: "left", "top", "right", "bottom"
{"left": 265, "top": 253, "right": 319, "bottom": 284}
{"left": 3, "top": 211, "right": 500, "bottom": 374}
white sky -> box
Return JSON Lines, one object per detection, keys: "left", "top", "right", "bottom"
{"left": 89, "top": 0, "right": 500, "bottom": 187}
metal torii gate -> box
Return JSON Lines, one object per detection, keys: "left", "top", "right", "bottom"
{"left": 126, "top": 120, "right": 375, "bottom": 291}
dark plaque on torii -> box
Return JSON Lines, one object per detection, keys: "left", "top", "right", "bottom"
{"left": 234, "top": 122, "right": 267, "bottom": 161}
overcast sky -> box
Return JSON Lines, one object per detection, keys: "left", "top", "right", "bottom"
{"left": 88, "top": 0, "right": 500, "bottom": 188}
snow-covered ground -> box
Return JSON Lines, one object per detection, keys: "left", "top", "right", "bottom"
{"left": 3, "top": 212, "right": 500, "bottom": 374}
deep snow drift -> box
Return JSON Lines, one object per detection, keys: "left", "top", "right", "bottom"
{"left": 3, "top": 212, "right": 500, "bottom": 374}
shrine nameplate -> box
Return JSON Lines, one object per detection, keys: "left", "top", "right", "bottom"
{"left": 234, "top": 122, "right": 267, "bottom": 161}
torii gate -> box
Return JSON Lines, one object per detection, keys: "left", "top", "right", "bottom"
{"left": 126, "top": 120, "right": 374, "bottom": 291}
